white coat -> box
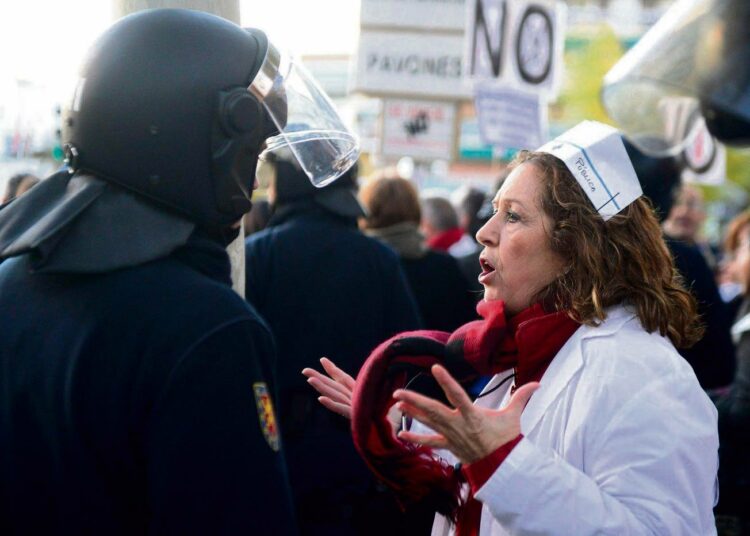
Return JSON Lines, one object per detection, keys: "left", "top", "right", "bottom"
{"left": 427, "top": 306, "right": 719, "bottom": 535}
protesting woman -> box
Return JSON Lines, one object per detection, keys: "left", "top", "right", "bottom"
{"left": 304, "top": 122, "right": 718, "bottom": 535}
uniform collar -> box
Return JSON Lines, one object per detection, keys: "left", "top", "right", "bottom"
{"left": 0, "top": 171, "right": 195, "bottom": 273}
{"left": 269, "top": 200, "right": 358, "bottom": 229}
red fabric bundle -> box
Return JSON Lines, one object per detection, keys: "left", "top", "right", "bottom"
{"left": 349, "top": 300, "right": 513, "bottom": 519}
{"left": 350, "top": 331, "right": 461, "bottom": 517}
{"left": 349, "top": 300, "right": 580, "bottom": 521}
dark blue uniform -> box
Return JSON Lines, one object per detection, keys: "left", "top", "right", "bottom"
{"left": 0, "top": 234, "right": 297, "bottom": 535}
{"left": 399, "top": 250, "right": 479, "bottom": 332}
{"left": 246, "top": 202, "right": 425, "bottom": 535}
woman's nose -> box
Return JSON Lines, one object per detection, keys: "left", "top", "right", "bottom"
{"left": 476, "top": 217, "right": 497, "bottom": 246}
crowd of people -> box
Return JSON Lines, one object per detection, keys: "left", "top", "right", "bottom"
{"left": 1, "top": 2, "right": 749, "bottom": 535}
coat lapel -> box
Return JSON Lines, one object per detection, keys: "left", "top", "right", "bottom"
{"left": 520, "top": 329, "right": 584, "bottom": 434}
{"left": 520, "top": 306, "right": 636, "bottom": 434}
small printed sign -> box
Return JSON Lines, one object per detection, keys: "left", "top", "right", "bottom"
{"left": 382, "top": 99, "right": 456, "bottom": 160}
{"left": 474, "top": 85, "right": 547, "bottom": 151}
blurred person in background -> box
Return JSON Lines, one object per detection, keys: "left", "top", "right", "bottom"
{"left": 449, "top": 186, "right": 486, "bottom": 258}
{"left": 714, "top": 209, "right": 750, "bottom": 531}
{"left": 245, "top": 154, "right": 425, "bottom": 535}
{"left": 359, "top": 173, "right": 477, "bottom": 333}
{"left": 420, "top": 195, "right": 465, "bottom": 254}
{"left": 719, "top": 212, "right": 750, "bottom": 317}
{"left": 1, "top": 173, "right": 39, "bottom": 204}
{"left": 625, "top": 139, "right": 735, "bottom": 392}
{"left": 663, "top": 183, "right": 707, "bottom": 243}
{"left": 663, "top": 183, "right": 717, "bottom": 270}
{"left": 242, "top": 198, "right": 271, "bottom": 236}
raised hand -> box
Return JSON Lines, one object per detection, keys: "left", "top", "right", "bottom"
{"left": 393, "top": 364, "right": 538, "bottom": 464}
{"left": 302, "top": 357, "right": 356, "bottom": 419}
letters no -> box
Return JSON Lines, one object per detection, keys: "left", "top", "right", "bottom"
{"left": 469, "top": 0, "right": 554, "bottom": 86}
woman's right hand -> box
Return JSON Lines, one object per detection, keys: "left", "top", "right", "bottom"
{"left": 302, "top": 357, "right": 356, "bottom": 419}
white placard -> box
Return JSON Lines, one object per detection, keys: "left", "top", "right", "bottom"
{"left": 381, "top": 99, "right": 456, "bottom": 160}
{"left": 361, "top": 0, "right": 466, "bottom": 31}
{"left": 474, "top": 85, "right": 547, "bottom": 150}
{"left": 658, "top": 101, "right": 726, "bottom": 185}
{"left": 353, "top": 31, "right": 472, "bottom": 99}
{"left": 464, "top": 0, "right": 565, "bottom": 97}
{"left": 682, "top": 123, "right": 726, "bottom": 185}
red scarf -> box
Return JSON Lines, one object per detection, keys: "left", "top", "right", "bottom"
{"left": 350, "top": 300, "right": 580, "bottom": 523}
{"left": 426, "top": 227, "right": 465, "bottom": 251}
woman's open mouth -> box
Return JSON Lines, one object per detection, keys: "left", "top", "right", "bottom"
{"left": 478, "top": 257, "right": 495, "bottom": 284}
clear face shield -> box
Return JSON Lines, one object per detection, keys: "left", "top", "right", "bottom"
{"left": 249, "top": 42, "right": 360, "bottom": 187}
{"left": 601, "top": 0, "right": 750, "bottom": 156}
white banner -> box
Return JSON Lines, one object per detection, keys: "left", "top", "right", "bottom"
{"left": 464, "top": 0, "right": 565, "bottom": 97}
{"left": 353, "top": 31, "right": 472, "bottom": 99}
{"left": 361, "top": 0, "right": 466, "bottom": 31}
{"left": 381, "top": 99, "right": 456, "bottom": 160}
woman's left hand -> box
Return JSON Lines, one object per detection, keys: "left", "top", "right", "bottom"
{"left": 393, "top": 364, "right": 539, "bottom": 464}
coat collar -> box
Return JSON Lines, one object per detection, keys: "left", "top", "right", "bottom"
{"left": 473, "top": 306, "right": 637, "bottom": 431}
{"left": 520, "top": 305, "right": 637, "bottom": 433}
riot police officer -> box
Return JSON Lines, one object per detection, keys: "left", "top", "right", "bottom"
{"left": 0, "top": 8, "right": 357, "bottom": 535}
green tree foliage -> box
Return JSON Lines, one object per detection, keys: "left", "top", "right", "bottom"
{"left": 550, "top": 24, "right": 624, "bottom": 129}
{"left": 725, "top": 147, "right": 750, "bottom": 193}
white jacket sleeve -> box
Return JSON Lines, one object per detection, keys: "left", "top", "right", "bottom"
{"left": 474, "top": 373, "right": 719, "bottom": 535}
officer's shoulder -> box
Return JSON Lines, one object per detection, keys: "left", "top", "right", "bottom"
{"left": 121, "top": 256, "right": 260, "bottom": 325}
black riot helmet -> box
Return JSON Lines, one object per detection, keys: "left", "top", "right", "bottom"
{"left": 62, "top": 8, "right": 358, "bottom": 228}
{"left": 62, "top": 9, "right": 271, "bottom": 227}
{"left": 602, "top": 0, "right": 750, "bottom": 155}
{"left": 0, "top": 9, "right": 358, "bottom": 273}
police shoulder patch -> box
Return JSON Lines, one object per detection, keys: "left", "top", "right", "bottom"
{"left": 253, "top": 382, "right": 280, "bottom": 452}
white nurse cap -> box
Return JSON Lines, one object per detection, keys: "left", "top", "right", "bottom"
{"left": 538, "top": 121, "right": 642, "bottom": 220}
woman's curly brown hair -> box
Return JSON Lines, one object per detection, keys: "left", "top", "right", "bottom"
{"left": 512, "top": 151, "right": 703, "bottom": 349}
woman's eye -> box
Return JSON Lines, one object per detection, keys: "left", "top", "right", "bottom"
{"left": 505, "top": 211, "right": 520, "bottom": 223}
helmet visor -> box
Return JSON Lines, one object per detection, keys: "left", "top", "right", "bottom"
{"left": 250, "top": 43, "right": 359, "bottom": 187}
{"left": 602, "top": 0, "right": 749, "bottom": 156}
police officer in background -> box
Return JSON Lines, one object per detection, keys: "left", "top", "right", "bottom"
{"left": 602, "top": 0, "right": 750, "bottom": 531}
{"left": 0, "top": 9, "right": 357, "bottom": 535}
{"left": 246, "top": 154, "right": 426, "bottom": 535}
